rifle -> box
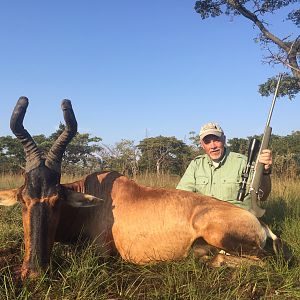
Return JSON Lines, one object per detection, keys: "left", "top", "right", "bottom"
{"left": 237, "top": 74, "right": 283, "bottom": 217}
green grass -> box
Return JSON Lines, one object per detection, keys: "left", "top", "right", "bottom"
{"left": 0, "top": 174, "right": 300, "bottom": 299}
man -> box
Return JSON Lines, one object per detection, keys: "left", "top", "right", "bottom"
{"left": 177, "top": 122, "right": 272, "bottom": 212}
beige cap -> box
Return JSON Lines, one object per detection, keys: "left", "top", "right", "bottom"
{"left": 199, "top": 122, "right": 224, "bottom": 140}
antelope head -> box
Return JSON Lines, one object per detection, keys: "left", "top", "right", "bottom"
{"left": 0, "top": 97, "right": 101, "bottom": 279}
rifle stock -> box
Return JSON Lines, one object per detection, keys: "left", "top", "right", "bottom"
{"left": 249, "top": 127, "right": 272, "bottom": 217}
{"left": 251, "top": 126, "right": 272, "bottom": 191}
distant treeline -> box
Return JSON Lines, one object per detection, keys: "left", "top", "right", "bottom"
{"left": 1, "top": 124, "right": 299, "bottom": 178}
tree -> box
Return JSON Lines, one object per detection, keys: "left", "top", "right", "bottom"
{"left": 194, "top": 0, "right": 300, "bottom": 98}
{"left": 0, "top": 124, "right": 103, "bottom": 175}
{"left": 228, "top": 133, "right": 300, "bottom": 176}
{"left": 138, "top": 136, "right": 193, "bottom": 175}
{"left": 187, "top": 131, "right": 204, "bottom": 158}
{"left": 227, "top": 137, "right": 249, "bottom": 154}
{"left": 50, "top": 124, "right": 103, "bottom": 175}
{"left": 61, "top": 132, "right": 103, "bottom": 175}
{"left": 269, "top": 131, "right": 300, "bottom": 176}
{"left": 101, "top": 139, "right": 140, "bottom": 177}
{"left": 0, "top": 135, "right": 25, "bottom": 172}
{"left": 188, "top": 131, "right": 202, "bottom": 153}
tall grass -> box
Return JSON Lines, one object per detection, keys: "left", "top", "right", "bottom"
{"left": 0, "top": 173, "right": 300, "bottom": 299}
{"left": 0, "top": 173, "right": 24, "bottom": 190}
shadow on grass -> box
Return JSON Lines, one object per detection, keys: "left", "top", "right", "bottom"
{"left": 262, "top": 197, "right": 293, "bottom": 234}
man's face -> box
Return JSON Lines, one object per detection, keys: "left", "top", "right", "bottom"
{"left": 200, "top": 134, "right": 226, "bottom": 161}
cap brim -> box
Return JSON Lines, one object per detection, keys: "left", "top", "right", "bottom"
{"left": 200, "top": 130, "right": 223, "bottom": 140}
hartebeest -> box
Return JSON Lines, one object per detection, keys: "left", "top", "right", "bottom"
{"left": 0, "top": 97, "right": 280, "bottom": 279}
{"left": 0, "top": 97, "right": 102, "bottom": 278}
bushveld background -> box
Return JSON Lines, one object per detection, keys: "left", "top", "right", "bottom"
{"left": 0, "top": 173, "right": 300, "bottom": 300}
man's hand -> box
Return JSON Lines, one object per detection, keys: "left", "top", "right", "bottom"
{"left": 258, "top": 149, "right": 272, "bottom": 171}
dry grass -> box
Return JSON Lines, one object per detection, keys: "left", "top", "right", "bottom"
{"left": 0, "top": 173, "right": 24, "bottom": 190}
{"left": 0, "top": 172, "right": 300, "bottom": 299}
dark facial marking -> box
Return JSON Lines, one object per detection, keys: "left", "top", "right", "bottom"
{"left": 25, "top": 163, "right": 61, "bottom": 199}
{"left": 29, "top": 202, "right": 50, "bottom": 269}
{"left": 22, "top": 163, "right": 63, "bottom": 272}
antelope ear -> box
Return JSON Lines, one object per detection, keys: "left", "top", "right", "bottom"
{"left": 0, "top": 189, "right": 18, "bottom": 206}
{"left": 64, "top": 189, "right": 103, "bottom": 207}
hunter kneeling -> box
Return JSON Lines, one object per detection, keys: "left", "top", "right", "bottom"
{"left": 177, "top": 122, "right": 272, "bottom": 215}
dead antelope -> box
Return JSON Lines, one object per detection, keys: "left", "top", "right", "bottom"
{"left": 63, "top": 171, "right": 281, "bottom": 264}
{"left": 0, "top": 97, "right": 280, "bottom": 279}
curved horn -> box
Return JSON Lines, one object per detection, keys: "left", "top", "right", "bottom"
{"left": 45, "top": 99, "right": 77, "bottom": 172}
{"left": 10, "top": 97, "right": 42, "bottom": 172}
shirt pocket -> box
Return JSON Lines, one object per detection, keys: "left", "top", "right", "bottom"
{"left": 221, "top": 178, "right": 242, "bottom": 200}
{"left": 195, "top": 176, "right": 209, "bottom": 194}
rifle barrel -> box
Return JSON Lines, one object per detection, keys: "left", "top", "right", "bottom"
{"left": 266, "top": 74, "right": 283, "bottom": 126}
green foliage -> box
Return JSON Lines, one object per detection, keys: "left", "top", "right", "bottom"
{"left": 1, "top": 129, "right": 300, "bottom": 177}
{"left": 62, "top": 133, "right": 102, "bottom": 175}
{"left": 288, "top": 8, "right": 300, "bottom": 26}
{"left": 49, "top": 123, "right": 103, "bottom": 175}
{"left": 228, "top": 132, "right": 300, "bottom": 177}
{"left": 101, "top": 139, "right": 140, "bottom": 176}
{"left": 227, "top": 137, "right": 248, "bottom": 155}
{"left": 188, "top": 131, "right": 203, "bottom": 155}
{"left": 270, "top": 131, "right": 300, "bottom": 176}
{"left": 194, "top": 0, "right": 300, "bottom": 97}
{"left": 259, "top": 73, "right": 300, "bottom": 100}
{"left": 0, "top": 136, "right": 25, "bottom": 173}
{"left": 137, "top": 136, "right": 193, "bottom": 176}
{"left": 194, "top": 0, "right": 299, "bottom": 22}
{"left": 0, "top": 124, "right": 103, "bottom": 175}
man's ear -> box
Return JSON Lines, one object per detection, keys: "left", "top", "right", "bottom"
{"left": 0, "top": 189, "right": 18, "bottom": 206}
{"left": 200, "top": 139, "right": 204, "bottom": 149}
{"left": 64, "top": 188, "right": 103, "bottom": 207}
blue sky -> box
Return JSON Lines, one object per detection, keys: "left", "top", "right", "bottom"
{"left": 0, "top": 1, "right": 299, "bottom": 146}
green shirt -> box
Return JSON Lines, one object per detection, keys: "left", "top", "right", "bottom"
{"left": 176, "top": 149, "right": 252, "bottom": 211}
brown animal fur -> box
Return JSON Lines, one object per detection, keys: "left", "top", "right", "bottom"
{"left": 60, "top": 171, "right": 270, "bottom": 264}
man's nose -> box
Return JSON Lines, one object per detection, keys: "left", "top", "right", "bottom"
{"left": 209, "top": 141, "right": 218, "bottom": 148}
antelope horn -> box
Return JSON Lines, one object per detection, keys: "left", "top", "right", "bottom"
{"left": 45, "top": 99, "right": 77, "bottom": 172}
{"left": 10, "top": 97, "right": 42, "bottom": 172}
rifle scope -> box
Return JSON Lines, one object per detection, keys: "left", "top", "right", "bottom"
{"left": 237, "top": 138, "right": 260, "bottom": 201}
